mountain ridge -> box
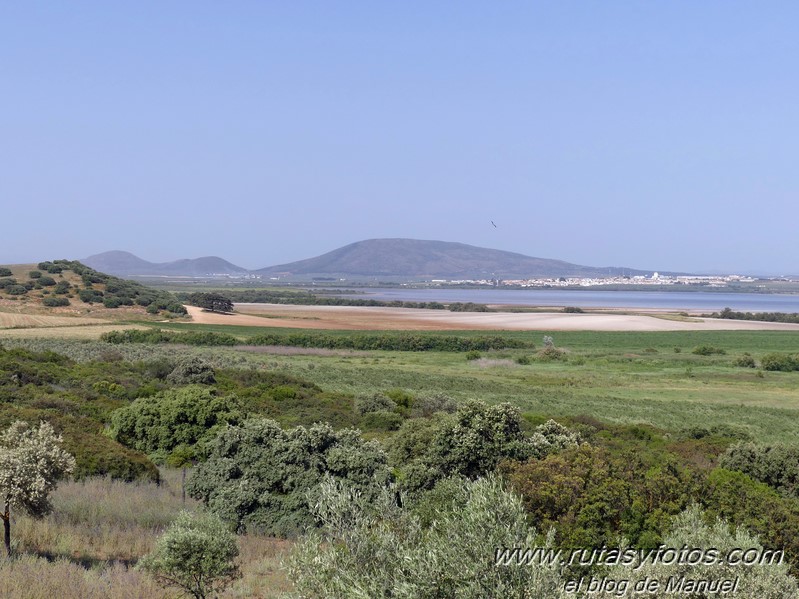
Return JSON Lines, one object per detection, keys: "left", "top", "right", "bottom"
{"left": 84, "top": 239, "right": 664, "bottom": 279}
{"left": 83, "top": 251, "right": 248, "bottom": 277}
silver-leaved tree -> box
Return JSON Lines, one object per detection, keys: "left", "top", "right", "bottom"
{"left": 0, "top": 421, "right": 76, "bottom": 556}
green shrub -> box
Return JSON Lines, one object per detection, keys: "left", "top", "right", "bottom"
{"left": 720, "top": 443, "right": 799, "bottom": 498}
{"left": 0, "top": 406, "right": 158, "bottom": 483}
{"left": 390, "top": 400, "right": 581, "bottom": 493}
{"left": 702, "top": 468, "right": 799, "bottom": 569}
{"left": 110, "top": 386, "right": 242, "bottom": 460}
{"left": 103, "top": 297, "right": 122, "bottom": 308}
{"left": 735, "top": 353, "right": 757, "bottom": 368}
{"left": 536, "top": 346, "right": 567, "bottom": 361}
{"left": 5, "top": 285, "right": 27, "bottom": 296}
{"left": 354, "top": 393, "right": 395, "bottom": 415}
{"left": 42, "top": 297, "right": 70, "bottom": 307}
{"left": 138, "top": 510, "right": 239, "bottom": 599}
{"left": 0, "top": 268, "right": 11, "bottom": 277}
{"left": 186, "top": 419, "right": 391, "bottom": 536}
{"left": 53, "top": 281, "right": 71, "bottom": 295}
{"left": 448, "top": 302, "right": 489, "bottom": 312}
{"left": 101, "top": 329, "right": 529, "bottom": 352}
{"left": 37, "top": 276, "right": 56, "bottom": 286}
{"left": 563, "top": 306, "right": 584, "bottom": 313}
{"left": 502, "top": 443, "right": 693, "bottom": 548}
{"left": 78, "top": 289, "right": 103, "bottom": 303}
{"left": 692, "top": 345, "right": 727, "bottom": 356}
{"left": 515, "top": 354, "right": 531, "bottom": 365}
{"left": 166, "top": 356, "right": 216, "bottom": 385}
{"left": 465, "top": 350, "right": 481, "bottom": 361}
{"left": 761, "top": 353, "right": 799, "bottom": 372}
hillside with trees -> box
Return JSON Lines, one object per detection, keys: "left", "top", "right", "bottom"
{"left": 0, "top": 260, "right": 187, "bottom": 318}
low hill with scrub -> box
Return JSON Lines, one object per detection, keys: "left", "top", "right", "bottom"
{"left": 0, "top": 260, "right": 187, "bottom": 321}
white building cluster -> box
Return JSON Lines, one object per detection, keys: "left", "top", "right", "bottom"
{"left": 430, "top": 274, "right": 757, "bottom": 288}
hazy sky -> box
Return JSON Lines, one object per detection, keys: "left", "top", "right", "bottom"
{"left": 2, "top": 2, "right": 797, "bottom": 274}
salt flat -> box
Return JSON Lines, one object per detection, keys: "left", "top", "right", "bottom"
{"left": 186, "top": 304, "right": 799, "bottom": 332}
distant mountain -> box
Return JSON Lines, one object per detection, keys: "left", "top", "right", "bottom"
{"left": 254, "top": 239, "right": 656, "bottom": 279}
{"left": 83, "top": 251, "right": 248, "bottom": 277}
{"left": 83, "top": 240, "right": 669, "bottom": 280}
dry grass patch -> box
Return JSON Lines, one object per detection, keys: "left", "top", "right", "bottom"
{"left": 0, "top": 555, "right": 168, "bottom": 599}
{"left": 15, "top": 471, "right": 194, "bottom": 563}
{"left": 0, "top": 311, "right": 108, "bottom": 329}
{"left": 223, "top": 535, "right": 294, "bottom": 598}
{"left": 472, "top": 358, "right": 517, "bottom": 368}
{"left": 9, "top": 470, "right": 295, "bottom": 597}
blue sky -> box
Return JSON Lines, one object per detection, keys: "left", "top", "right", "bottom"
{"left": 2, "top": 2, "right": 797, "bottom": 274}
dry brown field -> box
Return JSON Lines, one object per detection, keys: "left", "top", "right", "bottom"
{"left": 187, "top": 303, "right": 799, "bottom": 332}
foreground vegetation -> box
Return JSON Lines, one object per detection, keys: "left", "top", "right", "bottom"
{"left": 1, "top": 325, "right": 799, "bottom": 596}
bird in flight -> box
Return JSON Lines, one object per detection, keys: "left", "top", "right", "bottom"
{"left": 491, "top": 221, "right": 497, "bottom": 228}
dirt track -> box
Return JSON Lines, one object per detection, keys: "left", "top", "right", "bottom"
{"left": 184, "top": 304, "right": 799, "bottom": 332}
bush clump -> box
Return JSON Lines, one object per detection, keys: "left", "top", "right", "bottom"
{"left": 388, "top": 400, "right": 581, "bottom": 493}
{"left": 761, "top": 353, "right": 799, "bottom": 372}
{"left": 720, "top": 443, "right": 799, "bottom": 498}
{"left": 186, "top": 419, "right": 392, "bottom": 536}
{"left": 354, "top": 393, "right": 396, "bottom": 415}
{"left": 166, "top": 356, "right": 216, "bottom": 385}
{"left": 536, "top": 347, "right": 567, "bottom": 362}
{"left": 692, "top": 345, "right": 727, "bottom": 356}
{"left": 42, "top": 297, "right": 70, "bottom": 307}
{"left": 734, "top": 353, "right": 757, "bottom": 368}
{"left": 110, "top": 386, "right": 241, "bottom": 461}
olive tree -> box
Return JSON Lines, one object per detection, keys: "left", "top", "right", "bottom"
{"left": 596, "top": 505, "right": 799, "bottom": 598}
{"left": 138, "top": 510, "right": 239, "bottom": 599}
{"left": 0, "top": 421, "right": 76, "bottom": 556}
{"left": 287, "top": 475, "right": 566, "bottom": 598}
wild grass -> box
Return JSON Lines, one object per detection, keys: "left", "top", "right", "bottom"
{"left": 9, "top": 469, "right": 293, "bottom": 597}
{"left": 0, "top": 555, "right": 167, "bottom": 599}
{"left": 15, "top": 469, "right": 194, "bottom": 563}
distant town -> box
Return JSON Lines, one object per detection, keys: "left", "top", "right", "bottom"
{"left": 433, "top": 273, "right": 762, "bottom": 288}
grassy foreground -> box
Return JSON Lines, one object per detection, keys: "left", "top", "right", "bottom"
{"left": 0, "top": 325, "right": 797, "bottom": 597}
{"left": 5, "top": 469, "right": 292, "bottom": 598}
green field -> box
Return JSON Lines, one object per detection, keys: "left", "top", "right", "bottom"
{"left": 7, "top": 327, "right": 799, "bottom": 442}
{"left": 247, "top": 330, "right": 799, "bottom": 442}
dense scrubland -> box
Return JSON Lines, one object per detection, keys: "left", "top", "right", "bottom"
{"left": 1, "top": 323, "right": 799, "bottom": 597}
